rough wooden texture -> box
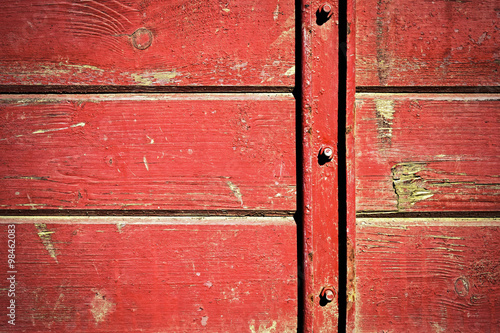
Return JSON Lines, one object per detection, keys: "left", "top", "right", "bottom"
{"left": 301, "top": 0, "right": 340, "bottom": 330}
{"left": 345, "top": 0, "right": 357, "bottom": 330}
{"left": 0, "top": 0, "right": 294, "bottom": 87}
{"left": 355, "top": 217, "right": 500, "bottom": 332}
{"left": 355, "top": 94, "right": 500, "bottom": 213}
{"left": 0, "top": 94, "right": 296, "bottom": 211}
{"left": 356, "top": 0, "right": 500, "bottom": 86}
{"left": 0, "top": 217, "right": 297, "bottom": 332}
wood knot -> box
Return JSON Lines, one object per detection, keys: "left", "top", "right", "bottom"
{"left": 131, "top": 28, "right": 153, "bottom": 50}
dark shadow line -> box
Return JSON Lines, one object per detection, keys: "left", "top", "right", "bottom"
{"left": 357, "top": 86, "right": 500, "bottom": 94}
{"left": 356, "top": 211, "right": 500, "bottom": 219}
{"left": 338, "top": 0, "right": 348, "bottom": 332}
{"left": 0, "top": 209, "right": 295, "bottom": 217}
{"left": 294, "top": 0, "right": 305, "bottom": 332}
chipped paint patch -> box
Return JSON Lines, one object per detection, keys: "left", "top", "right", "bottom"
{"left": 227, "top": 181, "right": 243, "bottom": 206}
{"left": 375, "top": 99, "right": 395, "bottom": 146}
{"left": 34, "top": 223, "right": 58, "bottom": 263}
{"left": 273, "top": 2, "right": 280, "bottom": 21}
{"left": 32, "top": 122, "right": 85, "bottom": 135}
{"left": 249, "top": 320, "right": 277, "bottom": 333}
{"left": 392, "top": 163, "right": 434, "bottom": 210}
{"left": 116, "top": 223, "right": 126, "bottom": 233}
{"left": 131, "top": 73, "right": 153, "bottom": 85}
{"left": 201, "top": 316, "right": 208, "bottom": 326}
{"left": 284, "top": 66, "right": 295, "bottom": 76}
{"left": 153, "top": 71, "right": 178, "bottom": 82}
{"left": 90, "top": 289, "right": 115, "bottom": 324}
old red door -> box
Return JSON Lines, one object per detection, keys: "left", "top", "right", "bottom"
{"left": 0, "top": 1, "right": 302, "bottom": 331}
{"left": 346, "top": 0, "right": 500, "bottom": 331}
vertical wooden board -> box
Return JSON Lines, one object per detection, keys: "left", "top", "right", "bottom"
{"left": 355, "top": 218, "right": 500, "bottom": 332}
{"left": 355, "top": 0, "right": 499, "bottom": 86}
{"left": 301, "top": 0, "right": 340, "bottom": 330}
{"left": 0, "top": 0, "right": 295, "bottom": 86}
{"left": 0, "top": 217, "right": 297, "bottom": 332}
{"left": 355, "top": 94, "right": 500, "bottom": 213}
{"left": 0, "top": 94, "right": 296, "bottom": 211}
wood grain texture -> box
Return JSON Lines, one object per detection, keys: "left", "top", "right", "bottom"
{"left": 0, "top": 0, "right": 295, "bottom": 87}
{"left": 356, "top": 0, "right": 500, "bottom": 86}
{"left": 355, "top": 217, "right": 500, "bottom": 332}
{"left": 0, "top": 217, "right": 297, "bottom": 332}
{"left": 355, "top": 94, "right": 500, "bottom": 213}
{"left": 0, "top": 94, "right": 296, "bottom": 211}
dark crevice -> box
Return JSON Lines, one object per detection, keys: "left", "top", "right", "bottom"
{"left": 295, "top": 0, "right": 305, "bottom": 332}
{"left": 356, "top": 211, "right": 500, "bottom": 218}
{"left": 357, "top": 86, "right": 500, "bottom": 94}
{"left": 0, "top": 209, "right": 295, "bottom": 217}
{"left": 338, "top": 0, "right": 348, "bottom": 331}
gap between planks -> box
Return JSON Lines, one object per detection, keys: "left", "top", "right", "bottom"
{"left": 356, "top": 86, "right": 500, "bottom": 94}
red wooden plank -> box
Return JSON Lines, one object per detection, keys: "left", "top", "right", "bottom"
{"left": 355, "top": 94, "right": 500, "bottom": 212}
{"left": 0, "top": 0, "right": 294, "bottom": 87}
{"left": 345, "top": 0, "right": 357, "bottom": 330}
{"left": 0, "top": 217, "right": 297, "bottom": 332}
{"left": 355, "top": 0, "right": 500, "bottom": 86}
{"left": 0, "top": 94, "right": 296, "bottom": 211}
{"left": 355, "top": 217, "right": 500, "bottom": 332}
{"left": 301, "top": 0, "right": 340, "bottom": 331}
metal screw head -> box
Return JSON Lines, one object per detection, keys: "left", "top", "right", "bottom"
{"left": 319, "top": 146, "right": 334, "bottom": 162}
{"left": 320, "top": 287, "right": 336, "bottom": 302}
{"left": 319, "top": 3, "right": 334, "bottom": 19}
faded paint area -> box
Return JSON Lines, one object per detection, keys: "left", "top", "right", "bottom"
{"left": 227, "top": 181, "right": 244, "bottom": 207}
{"left": 249, "top": 320, "right": 277, "bottom": 333}
{"left": 90, "top": 289, "right": 115, "bottom": 324}
{"left": 34, "top": 223, "right": 58, "bottom": 263}
{"left": 392, "top": 163, "right": 434, "bottom": 210}
{"left": 375, "top": 99, "right": 395, "bottom": 146}
{"left": 284, "top": 66, "right": 295, "bottom": 76}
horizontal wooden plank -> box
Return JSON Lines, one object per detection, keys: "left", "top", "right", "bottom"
{"left": 355, "top": 94, "right": 500, "bottom": 212}
{"left": 0, "top": 0, "right": 294, "bottom": 87}
{"left": 0, "top": 217, "right": 297, "bottom": 332}
{"left": 356, "top": 0, "right": 499, "bottom": 86}
{"left": 355, "top": 217, "right": 500, "bottom": 332}
{"left": 0, "top": 94, "right": 296, "bottom": 211}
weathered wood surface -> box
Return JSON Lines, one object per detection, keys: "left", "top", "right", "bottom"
{"left": 355, "top": 94, "right": 500, "bottom": 213}
{"left": 0, "top": 94, "right": 296, "bottom": 211}
{"left": 0, "top": 0, "right": 295, "bottom": 87}
{"left": 355, "top": 217, "right": 500, "bottom": 332}
{"left": 301, "top": 0, "right": 341, "bottom": 330}
{"left": 356, "top": 0, "right": 500, "bottom": 86}
{"left": 0, "top": 217, "right": 297, "bottom": 332}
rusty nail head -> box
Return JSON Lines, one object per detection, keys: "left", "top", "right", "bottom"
{"left": 320, "top": 146, "right": 334, "bottom": 161}
{"left": 321, "top": 3, "right": 332, "bottom": 13}
{"left": 321, "top": 287, "right": 336, "bottom": 302}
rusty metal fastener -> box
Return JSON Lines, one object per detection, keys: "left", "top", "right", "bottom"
{"left": 319, "top": 3, "right": 333, "bottom": 19}
{"left": 321, "top": 287, "right": 336, "bottom": 302}
{"left": 319, "top": 146, "right": 334, "bottom": 161}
